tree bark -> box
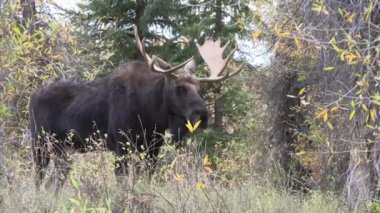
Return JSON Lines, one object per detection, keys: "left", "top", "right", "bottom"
{"left": 214, "top": 96, "right": 223, "bottom": 129}
{"left": 213, "top": 0, "right": 224, "bottom": 129}
{"left": 20, "top": 0, "right": 36, "bottom": 34}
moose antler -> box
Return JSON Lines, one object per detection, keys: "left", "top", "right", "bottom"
{"left": 134, "top": 26, "right": 194, "bottom": 75}
{"left": 196, "top": 38, "right": 244, "bottom": 82}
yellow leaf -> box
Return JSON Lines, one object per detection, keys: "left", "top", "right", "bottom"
{"left": 203, "top": 154, "right": 211, "bottom": 167}
{"left": 298, "top": 87, "right": 306, "bottom": 96}
{"left": 185, "top": 120, "right": 194, "bottom": 133}
{"left": 324, "top": 66, "right": 335, "bottom": 71}
{"left": 361, "top": 104, "right": 368, "bottom": 111}
{"left": 363, "top": 54, "right": 371, "bottom": 64}
{"left": 293, "top": 36, "right": 301, "bottom": 48}
{"left": 354, "top": 33, "right": 362, "bottom": 39}
{"left": 340, "top": 52, "right": 346, "bottom": 61}
{"left": 193, "top": 120, "right": 201, "bottom": 131}
{"left": 279, "top": 31, "right": 291, "bottom": 37}
{"left": 345, "top": 53, "right": 357, "bottom": 63}
{"left": 356, "top": 80, "right": 368, "bottom": 88}
{"left": 69, "top": 198, "right": 81, "bottom": 206}
{"left": 327, "top": 122, "right": 334, "bottom": 130}
{"left": 196, "top": 182, "right": 206, "bottom": 190}
{"left": 349, "top": 110, "right": 356, "bottom": 121}
{"left": 346, "top": 13, "right": 356, "bottom": 24}
{"left": 174, "top": 173, "right": 184, "bottom": 182}
{"left": 370, "top": 108, "right": 376, "bottom": 122}
{"left": 185, "top": 119, "right": 201, "bottom": 133}
{"left": 316, "top": 109, "right": 328, "bottom": 120}
{"left": 330, "top": 106, "right": 339, "bottom": 112}
{"left": 204, "top": 166, "right": 213, "bottom": 174}
{"left": 323, "top": 111, "right": 329, "bottom": 122}
{"left": 251, "top": 30, "right": 262, "bottom": 40}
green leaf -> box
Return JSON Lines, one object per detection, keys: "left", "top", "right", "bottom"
{"left": 69, "top": 198, "right": 81, "bottom": 206}
{"left": 327, "top": 122, "right": 334, "bottom": 130}
{"left": 323, "top": 66, "right": 335, "bottom": 71}
{"left": 298, "top": 87, "right": 306, "bottom": 95}
{"left": 372, "top": 94, "right": 380, "bottom": 101}
{"left": 11, "top": 26, "right": 21, "bottom": 35}
{"left": 366, "top": 124, "right": 376, "bottom": 129}
{"left": 70, "top": 173, "right": 80, "bottom": 190}
{"left": 361, "top": 104, "right": 368, "bottom": 111}
{"left": 351, "top": 100, "right": 356, "bottom": 108}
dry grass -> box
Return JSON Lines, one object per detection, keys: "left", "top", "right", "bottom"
{"left": 0, "top": 136, "right": 348, "bottom": 213}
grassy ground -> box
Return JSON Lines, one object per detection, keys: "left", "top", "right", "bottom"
{"left": 0, "top": 141, "right": 348, "bottom": 213}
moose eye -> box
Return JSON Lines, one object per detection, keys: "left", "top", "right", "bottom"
{"left": 175, "top": 85, "right": 187, "bottom": 95}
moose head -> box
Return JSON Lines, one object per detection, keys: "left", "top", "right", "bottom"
{"left": 134, "top": 27, "right": 244, "bottom": 141}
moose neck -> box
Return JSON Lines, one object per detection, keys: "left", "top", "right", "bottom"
{"left": 139, "top": 75, "right": 171, "bottom": 133}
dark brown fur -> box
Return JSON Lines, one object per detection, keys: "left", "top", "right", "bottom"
{"left": 29, "top": 60, "right": 208, "bottom": 189}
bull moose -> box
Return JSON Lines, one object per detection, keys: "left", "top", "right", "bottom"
{"left": 29, "top": 27, "right": 244, "bottom": 189}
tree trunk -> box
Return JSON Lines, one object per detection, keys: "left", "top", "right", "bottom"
{"left": 135, "top": 0, "right": 145, "bottom": 30}
{"left": 214, "top": 0, "right": 222, "bottom": 37}
{"left": 20, "top": 0, "right": 36, "bottom": 34}
{"left": 213, "top": 0, "right": 224, "bottom": 129}
{"left": 214, "top": 96, "right": 223, "bottom": 129}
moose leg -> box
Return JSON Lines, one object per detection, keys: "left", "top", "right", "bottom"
{"left": 114, "top": 155, "right": 130, "bottom": 185}
{"left": 47, "top": 147, "right": 72, "bottom": 193}
{"left": 32, "top": 138, "right": 50, "bottom": 189}
{"left": 108, "top": 132, "right": 131, "bottom": 183}
{"left": 146, "top": 138, "right": 163, "bottom": 180}
{"left": 113, "top": 143, "right": 129, "bottom": 183}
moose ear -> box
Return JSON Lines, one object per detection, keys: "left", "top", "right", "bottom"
{"left": 184, "top": 59, "right": 197, "bottom": 75}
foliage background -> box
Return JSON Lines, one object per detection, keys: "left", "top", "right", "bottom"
{"left": 1, "top": 0, "right": 379, "bottom": 211}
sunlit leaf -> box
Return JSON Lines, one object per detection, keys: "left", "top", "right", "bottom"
{"left": 351, "top": 100, "right": 356, "bottom": 108}
{"left": 174, "top": 173, "right": 184, "bottom": 182}
{"left": 204, "top": 166, "right": 213, "bottom": 174}
{"left": 346, "top": 13, "right": 356, "bottom": 24}
{"left": 327, "top": 122, "right": 334, "bottom": 130}
{"left": 323, "top": 66, "right": 335, "bottom": 71}
{"left": 293, "top": 36, "right": 301, "bottom": 48}
{"left": 330, "top": 106, "right": 339, "bottom": 112}
{"left": 323, "top": 111, "right": 329, "bottom": 122}
{"left": 361, "top": 104, "right": 368, "bottom": 111}
{"left": 298, "top": 87, "right": 306, "bottom": 96}
{"left": 279, "top": 31, "right": 291, "bottom": 37}
{"left": 349, "top": 110, "right": 356, "bottom": 121}
{"left": 11, "top": 26, "right": 21, "bottom": 35}
{"left": 196, "top": 182, "right": 206, "bottom": 190}
{"left": 70, "top": 173, "right": 80, "bottom": 190}
{"left": 366, "top": 124, "right": 376, "bottom": 129}
{"left": 185, "top": 119, "right": 201, "bottom": 133}
{"left": 69, "top": 198, "right": 81, "bottom": 206}
{"left": 251, "top": 30, "right": 262, "bottom": 40}
{"left": 370, "top": 108, "right": 376, "bottom": 122}
{"left": 316, "top": 109, "right": 328, "bottom": 120}
{"left": 193, "top": 120, "right": 201, "bottom": 131}
{"left": 203, "top": 154, "right": 211, "bottom": 167}
{"left": 185, "top": 120, "right": 194, "bottom": 133}
{"left": 354, "top": 33, "right": 362, "bottom": 39}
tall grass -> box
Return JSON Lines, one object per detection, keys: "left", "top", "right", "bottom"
{"left": 0, "top": 136, "right": 347, "bottom": 213}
